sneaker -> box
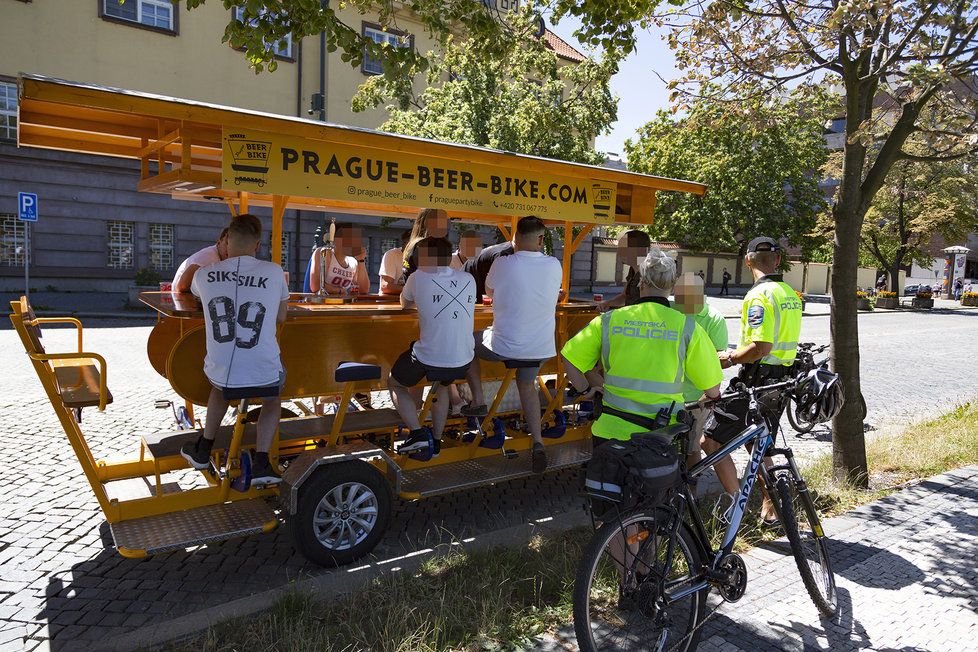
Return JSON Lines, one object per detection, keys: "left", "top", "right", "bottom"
{"left": 180, "top": 436, "right": 212, "bottom": 470}
{"left": 432, "top": 438, "right": 442, "bottom": 457}
{"left": 448, "top": 404, "right": 466, "bottom": 418}
{"left": 460, "top": 403, "right": 488, "bottom": 417}
{"left": 531, "top": 442, "right": 548, "bottom": 474}
{"left": 251, "top": 455, "right": 282, "bottom": 487}
{"left": 397, "top": 429, "right": 432, "bottom": 455}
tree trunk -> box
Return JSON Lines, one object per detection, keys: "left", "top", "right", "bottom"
{"left": 889, "top": 265, "right": 902, "bottom": 294}
{"left": 830, "top": 200, "right": 870, "bottom": 486}
{"left": 889, "top": 246, "right": 906, "bottom": 294}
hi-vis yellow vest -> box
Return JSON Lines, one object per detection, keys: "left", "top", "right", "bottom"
{"left": 561, "top": 300, "right": 723, "bottom": 440}
{"left": 740, "top": 278, "right": 802, "bottom": 366}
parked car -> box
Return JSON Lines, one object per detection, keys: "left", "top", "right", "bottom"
{"left": 903, "top": 284, "right": 932, "bottom": 296}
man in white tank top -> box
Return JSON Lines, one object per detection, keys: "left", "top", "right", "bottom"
{"left": 310, "top": 224, "right": 370, "bottom": 294}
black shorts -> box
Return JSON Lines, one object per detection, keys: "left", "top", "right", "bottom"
{"left": 213, "top": 370, "right": 285, "bottom": 401}
{"left": 703, "top": 378, "right": 786, "bottom": 445}
{"left": 390, "top": 347, "right": 471, "bottom": 387}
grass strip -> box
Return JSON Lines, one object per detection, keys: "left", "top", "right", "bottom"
{"left": 171, "top": 403, "right": 978, "bottom": 652}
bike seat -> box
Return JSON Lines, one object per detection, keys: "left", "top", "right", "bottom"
{"left": 647, "top": 423, "right": 691, "bottom": 442}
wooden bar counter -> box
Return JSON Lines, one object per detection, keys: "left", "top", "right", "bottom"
{"left": 141, "top": 291, "right": 596, "bottom": 406}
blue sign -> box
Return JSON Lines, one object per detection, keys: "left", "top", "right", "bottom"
{"left": 18, "top": 192, "right": 38, "bottom": 222}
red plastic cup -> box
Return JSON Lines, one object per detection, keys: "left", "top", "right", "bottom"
{"left": 593, "top": 293, "right": 604, "bottom": 302}
{"left": 482, "top": 294, "right": 492, "bottom": 306}
{"left": 159, "top": 282, "right": 172, "bottom": 292}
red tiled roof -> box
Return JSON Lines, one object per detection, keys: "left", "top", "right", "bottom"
{"left": 544, "top": 29, "right": 586, "bottom": 63}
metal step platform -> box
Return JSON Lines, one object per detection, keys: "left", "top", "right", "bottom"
{"left": 109, "top": 499, "right": 278, "bottom": 556}
{"left": 400, "top": 438, "right": 591, "bottom": 498}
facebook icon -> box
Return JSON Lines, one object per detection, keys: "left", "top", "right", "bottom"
{"left": 18, "top": 192, "right": 38, "bottom": 222}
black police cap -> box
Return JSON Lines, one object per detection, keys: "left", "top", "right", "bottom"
{"left": 747, "top": 236, "right": 781, "bottom": 253}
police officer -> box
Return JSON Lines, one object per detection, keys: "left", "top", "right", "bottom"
{"left": 561, "top": 247, "right": 723, "bottom": 445}
{"left": 703, "top": 236, "right": 802, "bottom": 523}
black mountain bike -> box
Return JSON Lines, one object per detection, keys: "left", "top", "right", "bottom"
{"left": 785, "top": 343, "right": 830, "bottom": 434}
{"left": 573, "top": 379, "right": 837, "bottom": 652}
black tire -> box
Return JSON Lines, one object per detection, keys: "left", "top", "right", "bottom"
{"left": 785, "top": 399, "right": 816, "bottom": 434}
{"left": 573, "top": 509, "right": 707, "bottom": 652}
{"left": 290, "top": 460, "right": 392, "bottom": 567}
{"left": 775, "top": 474, "right": 837, "bottom": 616}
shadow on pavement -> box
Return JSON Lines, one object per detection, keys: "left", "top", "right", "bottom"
{"left": 36, "top": 469, "right": 586, "bottom": 649}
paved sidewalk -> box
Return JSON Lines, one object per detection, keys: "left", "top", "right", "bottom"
{"left": 2, "top": 305, "right": 978, "bottom": 650}
{"left": 537, "top": 466, "right": 978, "bottom": 651}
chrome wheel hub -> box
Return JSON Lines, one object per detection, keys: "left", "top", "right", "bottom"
{"left": 312, "top": 481, "right": 378, "bottom": 551}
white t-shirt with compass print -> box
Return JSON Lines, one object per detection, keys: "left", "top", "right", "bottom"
{"left": 401, "top": 267, "right": 476, "bottom": 368}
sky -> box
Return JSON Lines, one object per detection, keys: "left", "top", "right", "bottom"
{"left": 546, "top": 17, "right": 679, "bottom": 157}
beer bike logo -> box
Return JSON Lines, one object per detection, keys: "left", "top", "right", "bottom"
{"left": 592, "top": 184, "right": 614, "bottom": 223}
{"left": 226, "top": 133, "right": 271, "bottom": 187}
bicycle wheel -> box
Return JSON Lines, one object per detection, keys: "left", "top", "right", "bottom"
{"left": 775, "top": 474, "right": 837, "bottom": 616}
{"left": 786, "top": 398, "right": 816, "bottom": 434}
{"left": 573, "top": 509, "right": 707, "bottom": 652}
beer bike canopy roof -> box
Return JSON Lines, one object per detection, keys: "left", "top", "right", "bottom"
{"left": 17, "top": 74, "right": 706, "bottom": 226}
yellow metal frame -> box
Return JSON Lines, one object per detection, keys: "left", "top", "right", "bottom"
{"left": 10, "top": 74, "right": 707, "bottom": 556}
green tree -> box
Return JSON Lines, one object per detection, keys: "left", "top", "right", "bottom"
{"left": 607, "top": 0, "right": 978, "bottom": 485}
{"left": 859, "top": 156, "right": 978, "bottom": 292}
{"left": 624, "top": 93, "right": 828, "bottom": 270}
{"left": 352, "top": 14, "right": 616, "bottom": 164}
{"left": 178, "top": 0, "right": 539, "bottom": 91}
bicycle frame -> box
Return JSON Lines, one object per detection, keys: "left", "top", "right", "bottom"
{"left": 689, "top": 422, "right": 772, "bottom": 556}
{"left": 661, "top": 384, "right": 793, "bottom": 605}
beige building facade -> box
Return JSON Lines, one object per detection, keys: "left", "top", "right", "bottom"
{"left": 0, "top": 1, "right": 590, "bottom": 292}
{"left": 1, "top": 0, "right": 441, "bottom": 127}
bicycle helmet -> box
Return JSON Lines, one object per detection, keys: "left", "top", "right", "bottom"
{"left": 793, "top": 368, "right": 845, "bottom": 424}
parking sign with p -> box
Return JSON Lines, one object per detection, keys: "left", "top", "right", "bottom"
{"left": 18, "top": 192, "right": 38, "bottom": 222}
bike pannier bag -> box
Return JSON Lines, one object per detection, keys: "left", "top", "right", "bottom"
{"left": 585, "top": 434, "right": 680, "bottom": 519}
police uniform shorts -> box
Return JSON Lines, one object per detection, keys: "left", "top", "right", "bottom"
{"left": 472, "top": 330, "right": 544, "bottom": 383}
{"left": 214, "top": 370, "right": 286, "bottom": 401}
{"left": 686, "top": 406, "right": 708, "bottom": 455}
{"left": 703, "top": 379, "right": 786, "bottom": 445}
{"left": 391, "top": 347, "right": 471, "bottom": 387}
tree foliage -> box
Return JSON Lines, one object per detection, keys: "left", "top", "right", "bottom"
{"left": 859, "top": 156, "right": 978, "bottom": 290}
{"left": 631, "top": 0, "right": 978, "bottom": 485}
{"left": 624, "top": 92, "right": 828, "bottom": 255}
{"left": 351, "top": 11, "right": 616, "bottom": 164}
{"left": 178, "top": 0, "right": 511, "bottom": 79}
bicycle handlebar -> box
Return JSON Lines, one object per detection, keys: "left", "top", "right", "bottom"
{"left": 683, "top": 377, "right": 797, "bottom": 412}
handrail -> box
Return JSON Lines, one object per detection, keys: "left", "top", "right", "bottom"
{"left": 28, "top": 351, "right": 109, "bottom": 411}
{"left": 33, "top": 316, "right": 84, "bottom": 352}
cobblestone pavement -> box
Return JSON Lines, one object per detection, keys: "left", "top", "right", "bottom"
{"left": 1, "top": 308, "right": 977, "bottom": 649}
{"left": 538, "top": 465, "right": 978, "bottom": 652}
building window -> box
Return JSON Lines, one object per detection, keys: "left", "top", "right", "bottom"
{"left": 233, "top": 8, "right": 293, "bottom": 59}
{"left": 379, "top": 238, "right": 399, "bottom": 253}
{"left": 107, "top": 221, "right": 135, "bottom": 269}
{"left": 0, "top": 217, "right": 28, "bottom": 266}
{"left": 101, "top": 0, "right": 176, "bottom": 33}
{"left": 148, "top": 223, "right": 174, "bottom": 271}
{"left": 826, "top": 118, "right": 846, "bottom": 134}
{"left": 0, "top": 81, "right": 16, "bottom": 141}
{"left": 362, "top": 24, "right": 411, "bottom": 75}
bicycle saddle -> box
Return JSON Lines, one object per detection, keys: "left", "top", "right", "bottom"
{"left": 646, "top": 423, "right": 691, "bottom": 442}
